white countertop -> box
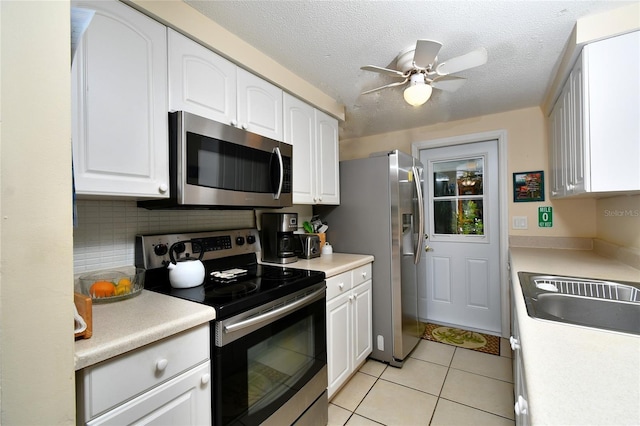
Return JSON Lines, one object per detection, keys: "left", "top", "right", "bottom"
{"left": 509, "top": 247, "right": 640, "bottom": 425}
{"left": 75, "top": 253, "right": 372, "bottom": 371}
{"left": 74, "top": 290, "right": 215, "bottom": 370}
{"left": 261, "top": 253, "right": 374, "bottom": 278}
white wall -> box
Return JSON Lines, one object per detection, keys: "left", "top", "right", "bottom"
{"left": 340, "top": 106, "right": 598, "bottom": 240}
{"left": 0, "top": 1, "right": 75, "bottom": 423}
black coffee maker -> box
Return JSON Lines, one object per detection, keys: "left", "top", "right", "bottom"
{"left": 260, "top": 213, "right": 299, "bottom": 264}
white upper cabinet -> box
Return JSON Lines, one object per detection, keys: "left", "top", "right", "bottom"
{"left": 549, "top": 31, "right": 639, "bottom": 197}
{"left": 168, "top": 30, "right": 283, "bottom": 141}
{"left": 168, "top": 28, "right": 237, "bottom": 125}
{"left": 71, "top": 0, "right": 169, "bottom": 198}
{"left": 284, "top": 95, "right": 316, "bottom": 203}
{"left": 316, "top": 110, "right": 340, "bottom": 204}
{"left": 284, "top": 93, "right": 340, "bottom": 205}
{"left": 237, "top": 68, "right": 283, "bottom": 140}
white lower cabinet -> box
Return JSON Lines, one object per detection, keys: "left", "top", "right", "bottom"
{"left": 87, "top": 362, "right": 210, "bottom": 425}
{"left": 76, "top": 324, "right": 211, "bottom": 425}
{"left": 511, "top": 299, "right": 529, "bottom": 425}
{"left": 326, "top": 263, "right": 372, "bottom": 399}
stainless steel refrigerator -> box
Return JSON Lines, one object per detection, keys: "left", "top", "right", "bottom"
{"left": 317, "top": 150, "right": 425, "bottom": 366}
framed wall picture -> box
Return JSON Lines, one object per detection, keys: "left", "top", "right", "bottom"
{"left": 513, "top": 171, "right": 544, "bottom": 202}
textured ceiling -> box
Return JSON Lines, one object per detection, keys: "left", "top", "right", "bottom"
{"left": 184, "top": 0, "right": 634, "bottom": 140}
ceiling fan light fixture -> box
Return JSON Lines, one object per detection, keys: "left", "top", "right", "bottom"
{"left": 403, "top": 74, "right": 432, "bottom": 106}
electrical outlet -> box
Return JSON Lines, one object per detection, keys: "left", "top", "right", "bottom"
{"left": 512, "top": 216, "right": 528, "bottom": 229}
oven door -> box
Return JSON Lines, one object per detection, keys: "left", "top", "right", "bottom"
{"left": 213, "top": 284, "right": 326, "bottom": 426}
{"left": 177, "top": 111, "right": 292, "bottom": 208}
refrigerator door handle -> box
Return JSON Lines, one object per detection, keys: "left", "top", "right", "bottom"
{"left": 413, "top": 166, "right": 425, "bottom": 265}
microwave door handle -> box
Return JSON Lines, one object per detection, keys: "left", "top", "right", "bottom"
{"left": 273, "top": 147, "right": 284, "bottom": 200}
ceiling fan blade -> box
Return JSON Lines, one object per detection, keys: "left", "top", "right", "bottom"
{"left": 361, "top": 65, "right": 406, "bottom": 78}
{"left": 431, "top": 76, "right": 467, "bottom": 92}
{"left": 436, "top": 47, "right": 488, "bottom": 76}
{"left": 361, "top": 78, "right": 408, "bottom": 95}
{"left": 413, "top": 39, "right": 442, "bottom": 69}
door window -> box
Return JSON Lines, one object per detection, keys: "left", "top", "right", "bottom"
{"left": 432, "top": 157, "right": 485, "bottom": 237}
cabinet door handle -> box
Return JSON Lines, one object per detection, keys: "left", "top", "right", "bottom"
{"left": 361, "top": 271, "right": 367, "bottom": 279}
{"left": 338, "top": 282, "right": 344, "bottom": 290}
{"left": 158, "top": 183, "right": 168, "bottom": 193}
{"left": 201, "top": 373, "right": 211, "bottom": 385}
{"left": 156, "top": 358, "right": 168, "bottom": 372}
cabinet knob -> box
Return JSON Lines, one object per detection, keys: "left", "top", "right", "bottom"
{"left": 156, "top": 358, "right": 168, "bottom": 372}
{"left": 318, "top": 196, "right": 322, "bottom": 202}
{"left": 241, "top": 123, "right": 248, "bottom": 130}
{"left": 509, "top": 336, "right": 520, "bottom": 350}
{"left": 514, "top": 395, "right": 528, "bottom": 415}
{"left": 338, "top": 282, "right": 344, "bottom": 290}
{"left": 201, "top": 373, "right": 211, "bottom": 385}
{"left": 158, "top": 183, "right": 168, "bottom": 193}
{"left": 362, "top": 272, "right": 367, "bottom": 278}
{"left": 230, "top": 119, "right": 238, "bottom": 127}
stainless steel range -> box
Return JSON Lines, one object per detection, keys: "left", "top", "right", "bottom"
{"left": 136, "top": 229, "right": 328, "bottom": 426}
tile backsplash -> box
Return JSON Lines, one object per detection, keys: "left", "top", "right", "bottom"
{"left": 73, "top": 200, "right": 254, "bottom": 274}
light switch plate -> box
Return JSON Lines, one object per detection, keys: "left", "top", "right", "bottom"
{"left": 512, "top": 216, "right": 528, "bottom": 229}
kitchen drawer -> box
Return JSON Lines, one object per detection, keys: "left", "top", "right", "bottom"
{"left": 87, "top": 361, "right": 211, "bottom": 425}
{"left": 326, "top": 271, "right": 352, "bottom": 301}
{"left": 78, "top": 323, "right": 209, "bottom": 420}
{"left": 351, "top": 263, "right": 372, "bottom": 287}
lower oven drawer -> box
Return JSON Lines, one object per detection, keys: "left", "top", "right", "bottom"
{"left": 78, "top": 323, "right": 209, "bottom": 420}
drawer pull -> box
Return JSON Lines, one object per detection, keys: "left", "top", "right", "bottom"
{"left": 156, "top": 358, "right": 168, "bottom": 372}
{"left": 362, "top": 272, "right": 367, "bottom": 278}
{"left": 338, "top": 282, "right": 344, "bottom": 289}
{"left": 201, "top": 373, "right": 211, "bottom": 385}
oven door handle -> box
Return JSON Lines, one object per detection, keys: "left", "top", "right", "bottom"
{"left": 224, "top": 287, "right": 325, "bottom": 334}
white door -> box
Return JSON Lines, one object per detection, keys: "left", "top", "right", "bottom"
{"left": 419, "top": 140, "right": 501, "bottom": 334}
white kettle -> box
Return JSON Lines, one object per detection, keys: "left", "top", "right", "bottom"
{"left": 167, "top": 240, "right": 205, "bottom": 289}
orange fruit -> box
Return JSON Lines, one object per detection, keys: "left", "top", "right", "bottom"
{"left": 90, "top": 280, "right": 116, "bottom": 298}
{"left": 115, "top": 278, "right": 132, "bottom": 295}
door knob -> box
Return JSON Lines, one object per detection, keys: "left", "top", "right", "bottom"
{"left": 425, "top": 245, "right": 433, "bottom": 252}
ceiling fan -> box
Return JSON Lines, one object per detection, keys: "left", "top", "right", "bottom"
{"left": 361, "top": 40, "right": 488, "bottom": 106}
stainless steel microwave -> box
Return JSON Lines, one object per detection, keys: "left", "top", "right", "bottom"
{"left": 140, "top": 111, "right": 292, "bottom": 209}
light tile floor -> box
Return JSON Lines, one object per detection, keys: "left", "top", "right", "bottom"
{"left": 328, "top": 338, "right": 515, "bottom": 426}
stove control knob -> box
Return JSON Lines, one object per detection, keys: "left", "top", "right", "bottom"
{"left": 236, "top": 236, "right": 245, "bottom": 246}
{"left": 246, "top": 235, "right": 256, "bottom": 244}
{"left": 154, "top": 244, "right": 168, "bottom": 256}
{"left": 173, "top": 242, "right": 186, "bottom": 254}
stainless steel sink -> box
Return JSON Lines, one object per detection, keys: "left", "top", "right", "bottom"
{"left": 518, "top": 272, "right": 640, "bottom": 335}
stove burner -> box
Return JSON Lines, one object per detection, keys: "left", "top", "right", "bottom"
{"left": 209, "top": 282, "right": 259, "bottom": 299}
{"left": 261, "top": 268, "right": 304, "bottom": 281}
